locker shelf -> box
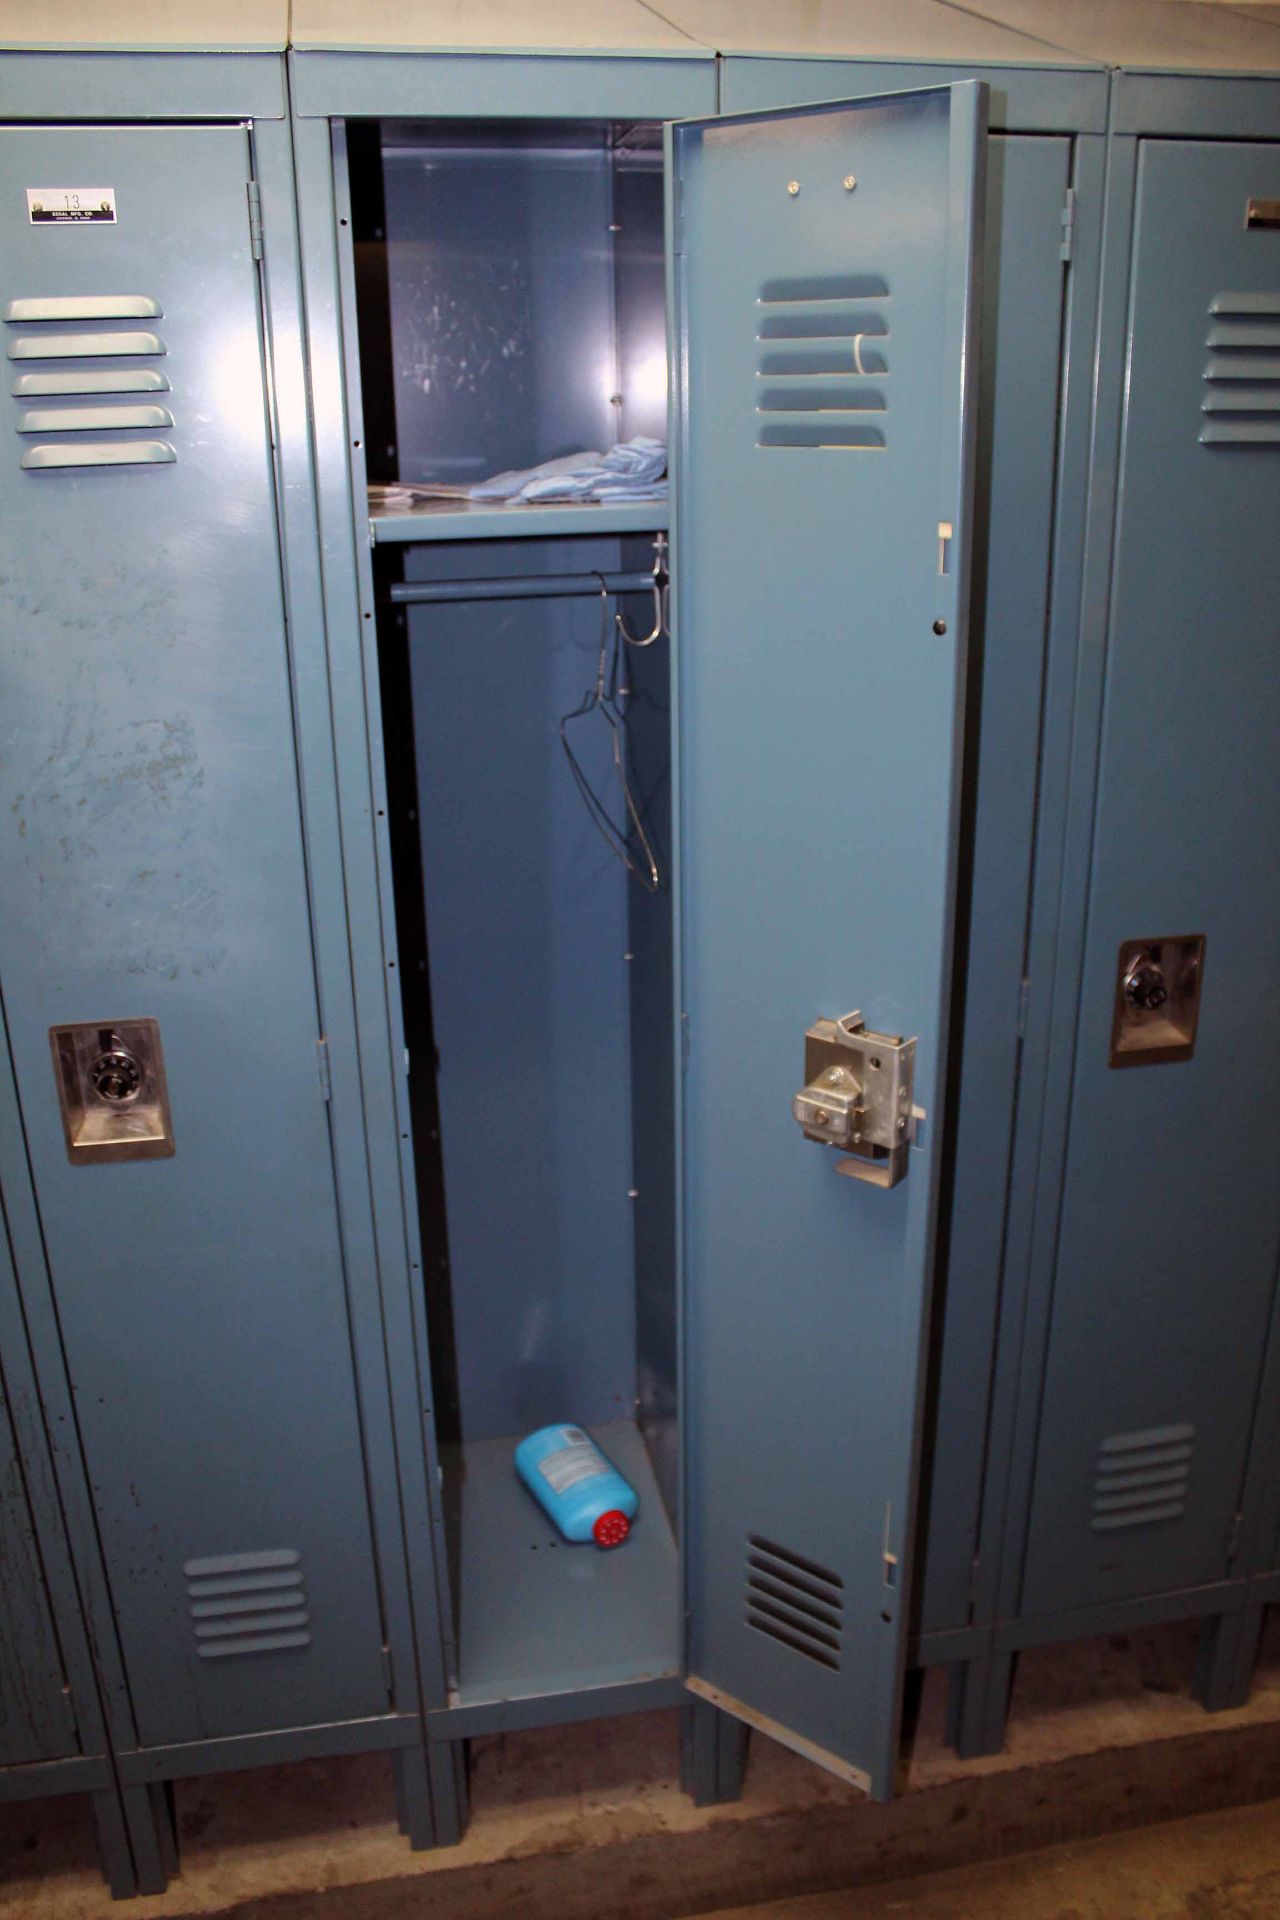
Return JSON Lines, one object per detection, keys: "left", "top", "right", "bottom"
{"left": 444, "top": 1420, "right": 679, "bottom": 1712}
{"left": 370, "top": 498, "right": 668, "bottom": 545}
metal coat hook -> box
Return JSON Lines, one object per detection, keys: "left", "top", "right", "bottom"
{"left": 615, "top": 533, "right": 669, "bottom": 648}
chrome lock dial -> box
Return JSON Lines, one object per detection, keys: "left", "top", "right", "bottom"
{"left": 89, "top": 1036, "right": 143, "bottom": 1105}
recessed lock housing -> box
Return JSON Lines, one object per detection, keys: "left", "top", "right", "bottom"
{"left": 793, "top": 1011, "right": 922, "bottom": 1189}
{"left": 49, "top": 1018, "right": 175, "bottom": 1163}
{"left": 1109, "top": 935, "right": 1206, "bottom": 1067}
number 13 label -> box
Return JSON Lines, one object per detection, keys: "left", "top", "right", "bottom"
{"left": 27, "top": 187, "right": 117, "bottom": 225}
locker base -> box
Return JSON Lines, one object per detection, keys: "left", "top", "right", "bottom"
{"left": 680, "top": 1700, "right": 749, "bottom": 1807}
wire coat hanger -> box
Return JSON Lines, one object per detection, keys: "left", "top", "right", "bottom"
{"left": 559, "top": 575, "right": 661, "bottom": 893}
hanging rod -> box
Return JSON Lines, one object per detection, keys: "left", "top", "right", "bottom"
{"left": 388, "top": 570, "right": 657, "bottom": 607}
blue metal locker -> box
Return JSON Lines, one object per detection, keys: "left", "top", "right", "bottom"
{"left": 287, "top": 0, "right": 1010, "bottom": 1812}
{"left": 7, "top": 0, "right": 1280, "bottom": 1891}
{"left": 941, "top": 0, "right": 1280, "bottom": 1751}
{"left": 0, "top": 1116, "right": 168, "bottom": 1895}
{"left": 709, "top": 16, "right": 1110, "bottom": 1742}
{"left": 0, "top": 21, "right": 459, "bottom": 1886}
{"left": 1019, "top": 135, "right": 1280, "bottom": 1621}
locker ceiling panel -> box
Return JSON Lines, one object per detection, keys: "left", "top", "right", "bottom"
{"left": 0, "top": 0, "right": 284, "bottom": 50}
{"left": 656, "top": 0, "right": 1082, "bottom": 63}
{"left": 958, "top": 0, "right": 1280, "bottom": 68}
{"left": 289, "top": 0, "right": 707, "bottom": 53}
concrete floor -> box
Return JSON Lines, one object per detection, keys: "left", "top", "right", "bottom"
{"left": 703, "top": 1797, "right": 1280, "bottom": 1918}
{"left": 7, "top": 1618, "right": 1280, "bottom": 1918}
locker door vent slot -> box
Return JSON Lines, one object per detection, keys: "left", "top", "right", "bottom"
{"left": 1091, "top": 1425, "right": 1194, "bottom": 1532}
{"left": 756, "top": 276, "right": 888, "bottom": 450}
{"left": 2, "top": 295, "right": 162, "bottom": 323}
{"left": 12, "top": 369, "right": 171, "bottom": 397}
{"left": 1201, "top": 294, "right": 1280, "bottom": 446}
{"left": 745, "top": 1535, "right": 843, "bottom": 1670}
{"left": 6, "top": 301, "right": 173, "bottom": 467}
{"left": 184, "top": 1548, "right": 311, "bottom": 1660}
{"left": 7, "top": 330, "right": 165, "bottom": 360}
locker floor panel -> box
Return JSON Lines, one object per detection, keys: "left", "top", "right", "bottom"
{"left": 444, "top": 1420, "right": 679, "bottom": 1709}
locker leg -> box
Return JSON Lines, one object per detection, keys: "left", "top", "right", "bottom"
{"left": 90, "top": 1790, "right": 138, "bottom": 1901}
{"left": 680, "top": 1700, "right": 749, "bottom": 1806}
{"left": 1193, "top": 1606, "right": 1266, "bottom": 1714}
{"left": 946, "top": 1649, "right": 1016, "bottom": 1759}
{"left": 118, "top": 1780, "right": 175, "bottom": 1896}
{"left": 394, "top": 1739, "right": 467, "bottom": 1850}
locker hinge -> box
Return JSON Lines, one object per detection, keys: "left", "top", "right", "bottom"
{"left": 1227, "top": 1511, "right": 1243, "bottom": 1566}
{"left": 246, "top": 180, "right": 264, "bottom": 262}
{"left": 1016, "top": 977, "right": 1031, "bottom": 1039}
{"left": 1059, "top": 186, "right": 1077, "bottom": 264}
{"left": 317, "top": 1037, "right": 332, "bottom": 1103}
{"left": 381, "top": 1642, "right": 395, "bottom": 1700}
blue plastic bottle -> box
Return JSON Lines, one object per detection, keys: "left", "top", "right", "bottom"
{"left": 514, "top": 1424, "right": 639, "bottom": 1548}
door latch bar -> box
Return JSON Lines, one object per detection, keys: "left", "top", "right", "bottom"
{"left": 792, "top": 1011, "right": 922, "bottom": 1189}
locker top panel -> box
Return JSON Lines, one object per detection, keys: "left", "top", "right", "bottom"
{"left": 0, "top": 3, "right": 287, "bottom": 120}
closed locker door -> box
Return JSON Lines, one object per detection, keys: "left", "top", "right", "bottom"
{"left": 0, "top": 125, "right": 389, "bottom": 1747}
{"left": 0, "top": 1216, "right": 76, "bottom": 1769}
{"left": 1020, "top": 139, "right": 1280, "bottom": 1618}
{"left": 673, "top": 83, "right": 985, "bottom": 1796}
{"left": 915, "top": 129, "right": 1073, "bottom": 1637}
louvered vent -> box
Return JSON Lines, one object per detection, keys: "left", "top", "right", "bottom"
{"left": 745, "top": 1534, "right": 844, "bottom": 1670}
{"left": 1200, "top": 293, "right": 1280, "bottom": 447}
{"left": 1091, "top": 1424, "right": 1194, "bottom": 1532}
{"left": 5, "top": 295, "right": 174, "bottom": 469}
{"left": 183, "top": 1548, "right": 311, "bottom": 1660}
{"left": 756, "top": 274, "right": 887, "bottom": 451}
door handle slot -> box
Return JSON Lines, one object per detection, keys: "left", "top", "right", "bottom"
{"left": 1109, "top": 935, "right": 1205, "bottom": 1067}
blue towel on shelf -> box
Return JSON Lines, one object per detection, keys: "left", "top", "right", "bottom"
{"left": 468, "top": 437, "right": 667, "bottom": 504}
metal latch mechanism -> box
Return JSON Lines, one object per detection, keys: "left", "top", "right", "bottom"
{"left": 792, "top": 1011, "right": 922, "bottom": 1189}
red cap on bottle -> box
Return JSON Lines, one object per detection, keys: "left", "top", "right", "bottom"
{"left": 593, "top": 1510, "right": 630, "bottom": 1549}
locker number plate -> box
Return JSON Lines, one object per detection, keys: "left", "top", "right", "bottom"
{"left": 27, "top": 187, "right": 117, "bottom": 225}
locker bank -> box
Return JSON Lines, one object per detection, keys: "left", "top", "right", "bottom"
{"left": 0, "top": 0, "right": 1278, "bottom": 1897}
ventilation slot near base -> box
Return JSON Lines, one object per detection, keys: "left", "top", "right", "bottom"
{"left": 1201, "top": 293, "right": 1280, "bottom": 446}
{"left": 184, "top": 1548, "right": 311, "bottom": 1660}
{"left": 1091, "top": 1424, "right": 1194, "bottom": 1532}
{"left": 757, "top": 276, "right": 889, "bottom": 451}
{"left": 745, "top": 1534, "right": 844, "bottom": 1670}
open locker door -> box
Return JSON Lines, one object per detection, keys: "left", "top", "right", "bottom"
{"left": 671, "top": 82, "right": 986, "bottom": 1797}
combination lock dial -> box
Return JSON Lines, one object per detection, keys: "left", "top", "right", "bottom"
{"left": 89, "top": 1037, "right": 143, "bottom": 1105}
{"left": 1123, "top": 959, "right": 1169, "bottom": 1013}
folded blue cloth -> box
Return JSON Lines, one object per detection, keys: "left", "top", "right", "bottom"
{"left": 469, "top": 437, "right": 667, "bottom": 504}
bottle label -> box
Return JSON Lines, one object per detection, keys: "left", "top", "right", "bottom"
{"left": 538, "top": 1431, "right": 607, "bottom": 1496}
